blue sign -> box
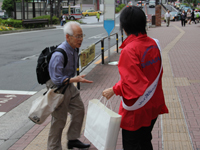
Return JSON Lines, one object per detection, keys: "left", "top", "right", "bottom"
{"left": 104, "top": 20, "right": 115, "bottom": 36}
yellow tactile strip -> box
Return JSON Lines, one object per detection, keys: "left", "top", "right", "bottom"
{"left": 161, "top": 25, "right": 193, "bottom": 150}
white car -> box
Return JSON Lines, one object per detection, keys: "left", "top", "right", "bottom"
{"left": 149, "top": 1, "right": 155, "bottom": 8}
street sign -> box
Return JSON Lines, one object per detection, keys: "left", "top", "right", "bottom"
{"left": 104, "top": 0, "right": 115, "bottom": 62}
{"left": 104, "top": 0, "right": 115, "bottom": 36}
{"left": 80, "top": 44, "right": 95, "bottom": 68}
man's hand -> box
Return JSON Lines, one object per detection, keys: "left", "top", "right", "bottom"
{"left": 71, "top": 75, "right": 93, "bottom": 83}
{"left": 102, "top": 87, "right": 115, "bottom": 100}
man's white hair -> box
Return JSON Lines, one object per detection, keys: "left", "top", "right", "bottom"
{"left": 63, "top": 21, "right": 81, "bottom": 35}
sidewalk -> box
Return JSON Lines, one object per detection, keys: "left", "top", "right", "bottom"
{"left": 6, "top": 21, "right": 200, "bottom": 150}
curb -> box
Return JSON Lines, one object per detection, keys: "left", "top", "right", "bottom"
{"left": 0, "top": 26, "right": 56, "bottom": 35}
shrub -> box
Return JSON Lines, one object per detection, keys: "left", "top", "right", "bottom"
{"left": 115, "top": 7, "right": 121, "bottom": 13}
{"left": 115, "top": 4, "right": 126, "bottom": 13}
{"left": 119, "top": 4, "right": 126, "bottom": 9}
{"left": 0, "top": 18, "right": 22, "bottom": 28}
{"left": 33, "top": 15, "right": 59, "bottom": 25}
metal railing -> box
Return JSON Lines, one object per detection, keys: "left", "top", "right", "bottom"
{"left": 76, "top": 31, "right": 124, "bottom": 89}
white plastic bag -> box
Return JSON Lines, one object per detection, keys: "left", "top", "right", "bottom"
{"left": 28, "top": 88, "right": 64, "bottom": 124}
{"left": 84, "top": 98, "right": 122, "bottom": 150}
{"left": 28, "top": 79, "right": 70, "bottom": 124}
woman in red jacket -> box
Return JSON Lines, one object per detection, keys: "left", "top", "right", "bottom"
{"left": 102, "top": 6, "right": 168, "bottom": 150}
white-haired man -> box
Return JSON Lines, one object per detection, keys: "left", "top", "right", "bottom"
{"left": 47, "top": 21, "right": 93, "bottom": 150}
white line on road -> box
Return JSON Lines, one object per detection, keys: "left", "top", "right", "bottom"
{"left": 0, "top": 90, "right": 37, "bottom": 95}
{"left": 0, "top": 112, "right": 6, "bottom": 117}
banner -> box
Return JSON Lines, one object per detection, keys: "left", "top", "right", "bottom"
{"left": 80, "top": 44, "right": 95, "bottom": 68}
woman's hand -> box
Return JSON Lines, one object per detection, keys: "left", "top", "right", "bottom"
{"left": 102, "top": 88, "right": 115, "bottom": 100}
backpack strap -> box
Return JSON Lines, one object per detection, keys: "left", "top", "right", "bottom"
{"left": 54, "top": 48, "right": 68, "bottom": 67}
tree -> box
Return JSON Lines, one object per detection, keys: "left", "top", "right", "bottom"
{"left": 1, "top": 0, "right": 14, "bottom": 17}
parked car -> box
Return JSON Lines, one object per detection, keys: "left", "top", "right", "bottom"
{"left": 82, "top": 9, "right": 102, "bottom": 17}
{"left": 164, "top": 11, "right": 181, "bottom": 21}
{"left": 127, "top": 1, "right": 134, "bottom": 6}
{"left": 182, "top": 6, "right": 192, "bottom": 12}
{"left": 171, "top": 11, "right": 181, "bottom": 21}
{"left": 137, "top": 1, "right": 145, "bottom": 8}
{"left": 174, "top": 1, "right": 180, "bottom": 8}
{"left": 0, "top": 15, "right": 8, "bottom": 20}
{"left": 179, "top": 4, "right": 186, "bottom": 10}
{"left": 149, "top": 1, "right": 155, "bottom": 8}
{"left": 175, "top": 3, "right": 181, "bottom": 9}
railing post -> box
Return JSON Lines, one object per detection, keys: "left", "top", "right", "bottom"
{"left": 101, "top": 39, "right": 104, "bottom": 64}
{"left": 116, "top": 33, "right": 118, "bottom": 53}
{"left": 121, "top": 30, "right": 124, "bottom": 42}
{"left": 77, "top": 48, "right": 80, "bottom": 90}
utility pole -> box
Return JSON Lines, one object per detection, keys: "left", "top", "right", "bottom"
{"left": 13, "top": 0, "right": 16, "bottom": 19}
{"left": 22, "top": 0, "right": 25, "bottom": 19}
{"left": 50, "top": 0, "right": 53, "bottom": 25}
{"left": 57, "top": 0, "right": 60, "bottom": 17}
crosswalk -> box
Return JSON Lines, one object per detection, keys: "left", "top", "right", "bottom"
{"left": 0, "top": 90, "right": 36, "bottom": 117}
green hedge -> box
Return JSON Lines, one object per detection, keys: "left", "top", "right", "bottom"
{"left": 21, "top": 15, "right": 59, "bottom": 28}
{"left": 115, "top": 4, "right": 126, "bottom": 13}
{"left": 0, "top": 18, "right": 22, "bottom": 28}
{"left": 33, "top": 15, "right": 59, "bottom": 25}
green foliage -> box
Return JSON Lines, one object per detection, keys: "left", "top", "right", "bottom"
{"left": 33, "top": 15, "right": 59, "bottom": 25}
{"left": 115, "top": 7, "right": 121, "bottom": 13}
{"left": 23, "top": 23, "right": 45, "bottom": 29}
{"left": 115, "top": 4, "right": 125, "bottom": 13}
{"left": 119, "top": 4, "right": 126, "bottom": 9}
{"left": 1, "top": 0, "right": 14, "bottom": 17}
{"left": 0, "top": 18, "right": 22, "bottom": 28}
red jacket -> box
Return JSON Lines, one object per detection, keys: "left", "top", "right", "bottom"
{"left": 113, "top": 34, "right": 168, "bottom": 131}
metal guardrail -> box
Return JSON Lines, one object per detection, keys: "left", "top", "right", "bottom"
{"left": 76, "top": 31, "right": 124, "bottom": 89}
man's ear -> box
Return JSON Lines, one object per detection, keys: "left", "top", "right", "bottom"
{"left": 66, "top": 34, "right": 69, "bottom": 41}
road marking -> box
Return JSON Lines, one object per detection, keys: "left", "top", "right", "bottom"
{"left": 21, "top": 55, "right": 38, "bottom": 60}
{"left": 0, "top": 90, "right": 36, "bottom": 95}
{"left": 0, "top": 90, "right": 36, "bottom": 118}
{"left": 0, "top": 112, "right": 6, "bottom": 117}
{"left": 88, "top": 33, "right": 105, "bottom": 39}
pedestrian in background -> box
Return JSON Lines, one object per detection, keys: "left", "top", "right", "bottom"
{"left": 181, "top": 10, "right": 187, "bottom": 27}
{"left": 191, "top": 9, "right": 196, "bottom": 24}
{"left": 61, "top": 14, "right": 66, "bottom": 26}
{"left": 60, "top": 15, "right": 63, "bottom": 26}
{"left": 96, "top": 12, "right": 100, "bottom": 22}
{"left": 165, "top": 10, "right": 171, "bottom": 27}
{"left": 102, "top": 6, "right": 168, "bottom": 150}
{"left": 47, "top": 21, "right": 93, "bottom": 150}
{"left": 187, "top": 9, "right": 192, "bottom": 24}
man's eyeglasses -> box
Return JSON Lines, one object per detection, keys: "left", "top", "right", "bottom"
{"left": 69, "top": 34, "right": 85, "bottom": 39}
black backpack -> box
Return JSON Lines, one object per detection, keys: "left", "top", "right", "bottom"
{"left": 36, "top": 46, "right": 68, "bottom": 85}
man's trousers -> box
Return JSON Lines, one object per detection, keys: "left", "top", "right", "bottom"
{"left": 46, "top": 80, "right": 85, "bottom": 150}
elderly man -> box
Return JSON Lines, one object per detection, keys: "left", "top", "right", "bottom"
{"left": 47, "top": 21, "right": 93, "bottom": 150}
{"left": 165, "top": 10, "right": 171, "bottom": 27}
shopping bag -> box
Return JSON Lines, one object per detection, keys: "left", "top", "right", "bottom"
{"left": 84, "top": 98, "right": 122, "bottom": 150}
{"left": 28, "top": 79, "right": 70, "bottom": 124}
